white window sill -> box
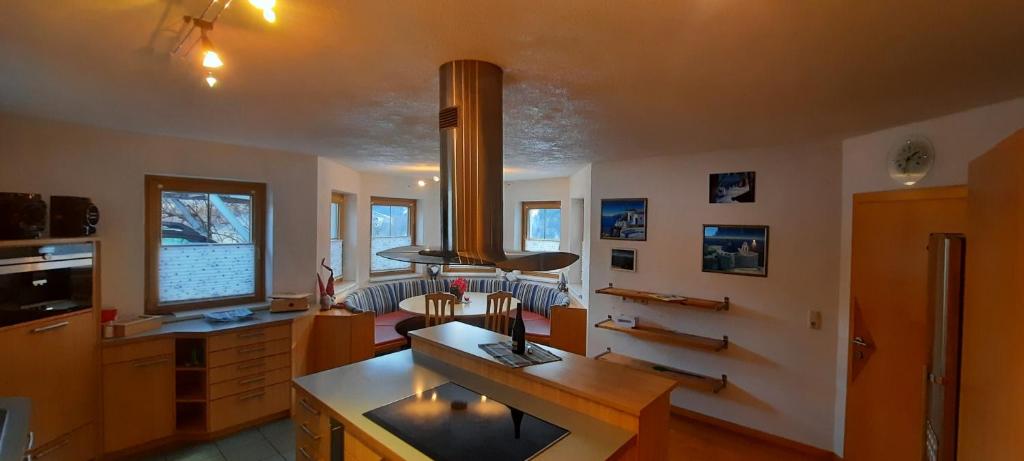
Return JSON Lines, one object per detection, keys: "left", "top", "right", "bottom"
{"left": 369, "top": 273, "right": 423, "bottom": 284}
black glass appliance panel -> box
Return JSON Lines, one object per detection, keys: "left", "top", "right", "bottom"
{"left": 364, "top": 382, "right": 569, "bottom": 461}
{"left": 0, "top": 243, "right": 93, "bottom": 327}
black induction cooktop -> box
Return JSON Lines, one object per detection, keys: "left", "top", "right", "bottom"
{"left": 363, "top": 382, "right": 569, "bottom": 461}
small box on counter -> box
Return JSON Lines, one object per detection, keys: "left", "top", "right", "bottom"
{"left": 613, "top": 315, "right": 638, "bottom": 329}
{"left": 269, "top": 293, "right": 310, "bottom": 313}
{"left": 109, "top": 315, "right": 163, "bottom": 338}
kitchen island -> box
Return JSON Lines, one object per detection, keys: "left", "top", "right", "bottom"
{"left": 292, "top": 322, "right": 675, "bottom": 460}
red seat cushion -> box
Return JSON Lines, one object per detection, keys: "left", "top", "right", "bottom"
{"left": 508, "top": 310, "right": 551, "bottom": 338}
{"left": 374, "top": 311, "right": 418, "bottom": 348}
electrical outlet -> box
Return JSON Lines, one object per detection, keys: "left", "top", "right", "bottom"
{"left": 809, "top": 310, "right": 822, "bottom": 330}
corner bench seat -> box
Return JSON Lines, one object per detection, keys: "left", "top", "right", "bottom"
{"left": 344, "top": 278, "right": 569, "bottom": 351}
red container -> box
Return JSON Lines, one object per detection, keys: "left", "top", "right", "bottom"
{"left": 101, "top": 308, "right": 118, "bottom": 324}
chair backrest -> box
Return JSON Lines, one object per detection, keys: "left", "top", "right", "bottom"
{"left": 424, "top": 292, "right": 458, "bottom": 327}
{"left": 484, "top": 291, "right": 514, "bottom": 334}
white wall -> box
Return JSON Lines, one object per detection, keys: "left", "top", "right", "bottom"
{"left": 0, "top": 113, "right": 320, "bottom": 317}
{"left": 569, "top": 165, "right": 592, "bottom": 304}
{"left": 587, "top": 142, "right": 842, "bottom": 450}
{"left": 832, "top": 96, "right": 1024, "bottom": 453}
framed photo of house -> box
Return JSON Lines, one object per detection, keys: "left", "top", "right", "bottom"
{"left": 702, "top": 225, "right": 769, "bottom": 277}
{"left": 709, "top": 171, "right": 756, "bottom": 203}
{"left": 611, "top": 248, "right": 637, "bottom": 272}
{"left": 600, "top": 198, "right": 647, "bottom": 241}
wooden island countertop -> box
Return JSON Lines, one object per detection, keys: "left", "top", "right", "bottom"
{"left": 293, "top": 322, "right": 675, "bottom": 461}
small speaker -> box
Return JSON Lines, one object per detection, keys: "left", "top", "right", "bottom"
{"left": 0, "top": 192, "right": 46, "bottom": 239}
{"left": 50, "top": 196, "right": 99, "bottom": 237}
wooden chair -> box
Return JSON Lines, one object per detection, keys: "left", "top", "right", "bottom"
{"left": 484, "top": 291, "right": 514, "bottom": 334}
{"left": 424, "top": 292, "right": 458, "bottom": 327}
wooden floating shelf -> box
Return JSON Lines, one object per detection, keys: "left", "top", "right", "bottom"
{"left": 595, "top": 286, "right": 729, "bottom": 311}
{"left": 594, "top": 317, "right": 728, "bottom": 352}
{"left": 595, "top": 348, "right": 728, "bottom": 394}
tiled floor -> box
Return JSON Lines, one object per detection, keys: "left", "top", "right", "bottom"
{"left": 140, "top": 418, "right": 295, "bottom": 461}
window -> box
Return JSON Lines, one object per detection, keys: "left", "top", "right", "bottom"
{"left": 371, "top": 197, "right": 417, "bottom": 276}
{"left": 145, "top": 176, "right": 266, "bottom": 313}
{"left": 329, "top": 193, "right": 344, "bottom": 281}
{"left": 522, "top": 201, "right": 562, "bottom": 252}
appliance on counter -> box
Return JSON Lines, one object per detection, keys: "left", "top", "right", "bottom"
{"left": 0, "top": 242, "right": 94, "bottom": 328}
{"left": 49, "top": 196, "right": 99, "bottom": 237}
{"left": 923, "top": 233, "right": 966, "bottom": 461}
{"left": 363, "top": 382, "right": 569, "bottom": 461}
{"left": 0, "top": 193, "right": 46, "bottom": 240}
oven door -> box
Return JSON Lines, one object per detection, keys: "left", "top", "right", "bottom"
{"left": 0, "top": 244, "right": 94, "bottom": 328}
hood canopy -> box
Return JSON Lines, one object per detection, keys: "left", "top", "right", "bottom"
{"left": 377, "top": 60, "right": 579, "bottom": 272}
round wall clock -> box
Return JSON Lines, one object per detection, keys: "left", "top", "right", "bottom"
{"left": 888, "top": 136, "right": 935, "bottom": 186}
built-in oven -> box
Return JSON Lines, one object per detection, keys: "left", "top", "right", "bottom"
{"left": 0, "top": 242, "right": 94, "bottom": 328}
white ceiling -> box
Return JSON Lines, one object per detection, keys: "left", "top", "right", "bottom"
{"left": 2, "top": 1, "right": 1023, "bottom": 179}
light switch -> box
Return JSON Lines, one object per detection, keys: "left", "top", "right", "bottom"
{"left": 809, "top": 310, "right": 822, "bottom": 330}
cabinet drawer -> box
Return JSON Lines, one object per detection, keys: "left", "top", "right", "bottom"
{"left": 344, "top": 431, "right": 383, "bottom": 461}
{"left": 209, "top": 382, "right": 289, "bottom": 432}
{"left": 293, "top": 391, "right": 330, "bottom": 461}
{"left": 208, "top": 324, "right": 289, "bottom": 352}
{"left": 209, "top": 352, "right": 290, "bottom": 384}
{"left": 102, "top": 338, "right": 173, "bottom": 365}
{"left": 210, "top": 366, "right": 290, "bottom": 400}
{"left": 209, "top": 338, "right": 290, "bottom": 368}
{"left": 31, "top": 423, "right": 94, "bottom": 461}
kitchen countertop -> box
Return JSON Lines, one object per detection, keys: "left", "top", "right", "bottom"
{"left": 293, "top": 349, "right": 636, "bottom": 461}
{"left": 102, "top": 307, "right": 314, "bottom": 344}
{"left": 0, "top": 397, "right": 31, "bottom": 461}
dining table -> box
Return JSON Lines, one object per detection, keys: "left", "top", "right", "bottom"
{"left": 398, "top": 292, "right": 521, "bottom": 318}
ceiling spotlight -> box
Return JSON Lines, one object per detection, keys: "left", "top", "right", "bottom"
{"left": 249, "top": 0, "right": 277, "bottom": 23}
{"left": 262, "top": 8, "right": 276, "bottom": 23}
{"left": 417, "top": 180, "right": 427, "bottom": 187}
{"left": 432, "top": 176, "right": 440, "bottom": 182}
{"left": 200, "top": 34, "right": 223, "bottom": 69}
{"left": 205, "top": 73, "right": 218, "bottom": 88}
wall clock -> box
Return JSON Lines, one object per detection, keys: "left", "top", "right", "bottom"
{"left": 888, "top": 136, "right": 935, "bottom": 186}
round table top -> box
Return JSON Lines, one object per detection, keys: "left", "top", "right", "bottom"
{"left": 398, "top": 292, "right": 521, "bottom": 317}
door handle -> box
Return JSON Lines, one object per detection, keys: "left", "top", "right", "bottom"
{"left": 852, "top": 336, "right": 872, "bottom": 348}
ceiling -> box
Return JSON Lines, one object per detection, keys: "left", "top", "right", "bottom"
{"left": 2, "top": 1, "right": 1023, "bottom": 180}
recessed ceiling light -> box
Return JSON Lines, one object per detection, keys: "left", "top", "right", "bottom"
{"left": 205, "top": 73, "right": 218, "bottom": 88}
{"left": 432, "top": 176, "right": 440, "bottom": 182}
{"left": 417, "top": 180, "right": 426, "bottom": 187}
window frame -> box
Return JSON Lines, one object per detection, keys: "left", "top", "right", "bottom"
{"left": 369, "top": 196, "right": 417, "bottom": 277}
{"left": 330, "top": 192, "right": 345, "bottom": 282}
{"left": 520, "top": 201, "right": 562, "bottom": 279}
{"left": 144, "top": 175, "right": 267, "bottom": 314}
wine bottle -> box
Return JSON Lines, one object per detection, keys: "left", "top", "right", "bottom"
{"left": 511, "top": 302, "right": 526, "bottom": 354}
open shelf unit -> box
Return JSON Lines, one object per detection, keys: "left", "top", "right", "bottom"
{"left": 595, "top": 348, "right": 728, "bottom": 393}
{"left": 594, "top": 317, "right": 728, "bottom": 351}
{"left": 174, "top": 337, "right": 208, "bottom": 432}
{"left": 596, "top": 285, "right": 729, "bottom": 311}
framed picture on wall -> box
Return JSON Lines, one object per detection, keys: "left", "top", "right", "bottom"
{"left": 600, "top": 198, "right": 647, "bottom": 241}
{"left": 709, "top": 171, "right": 756, "bottom": 203}
{"left": 702, "top": 225, "right": 769, "bottom": 277}
{"left": 611, "top": 248, "right": 637, "bottom": 272}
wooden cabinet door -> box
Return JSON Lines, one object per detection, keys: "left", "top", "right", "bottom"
{"left": 102, "top": 353, "right": 175, "bottom": 453}
{"left": 0, "top": 309, "right": 98, "bottom": 448}
{"left": 844, "top": 187, "right": 967, "bottom": 461}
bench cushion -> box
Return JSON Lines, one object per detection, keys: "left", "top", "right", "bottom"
{"left": 509, "top": 310, "right": 551, "bottom": 338}
{"left": 374, "top": 310, "right": 418, "bottom": 349}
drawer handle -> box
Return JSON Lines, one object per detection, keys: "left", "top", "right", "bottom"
{"left": 238, "top": 331, "right": 266, "bottom": 339}
{"left": 238, "top": 390, "right": 266, "bottom": 401}
{"left": 239, "top": 376, "right": 265, "bottom": 385}
{"left": 237, "top": 361, "right": 265, "bottom": 371}
{"left": 299, "top": 397, "right": 320, "bottom": 416}
{"left": 238, "top": 346, "right": 266, "bottom": 354}
{"left": 300, "top": 423, "right": 321, "bottom": 440}
{"left": 132, "top": 357, "right": 170, "bottom": 368}
{"left": 31, "top": 321, "right": 70, "bottom": 334}
{"left": 34, "top": 435, "right": 71, "bottom": 459}
{"left": 299, "top": 447, "right": 313, "bottom": 460}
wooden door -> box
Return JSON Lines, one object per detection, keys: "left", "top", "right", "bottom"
{"left": 102, "top": 352, "right": 175, "bottom": 453}
{"left": 844, "top": 187, "right": 967, "bottom": 461}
